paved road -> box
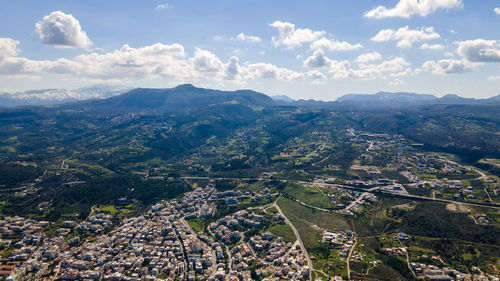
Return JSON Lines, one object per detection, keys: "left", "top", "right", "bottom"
{"left": 181, "top": 176, "right": 500, "bottom": 210}
{"left": 345, "top": 192, "right": 370, "bottom": 212}
{"left": 61, "top": 157, "right": 71, "bottom": 170}
{"left": 206, "top": 226, "right": 232, "bottom": 279}
{"left": 180, "top": 219, "right": 218, "bottom": 278}
{"left": 399, "top": 240, "right": 416, "bottom": 279}
{"left": 273, "top": 201, "right": 313, "bottom": 281}
{"left": 346, "top": 237, "right": 357, "bottom": 280}
{"left": 320, "top": 183, "right": 500, "bottom": 210}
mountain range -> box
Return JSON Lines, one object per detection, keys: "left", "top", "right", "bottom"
{"left": 2, "top": 84, "right": 499, "bottom": 110}
{"left": 272, "top": 92, "right": 500, "bottom": 109}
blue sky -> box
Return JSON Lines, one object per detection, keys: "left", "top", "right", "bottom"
{"left": 1, "top": 0, "right": 499, "bottom": 100}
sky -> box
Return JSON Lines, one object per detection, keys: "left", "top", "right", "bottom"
{"left": 0, "top": 0, "right": 499, "bottom": 100}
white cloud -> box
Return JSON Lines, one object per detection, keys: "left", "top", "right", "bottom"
{"left": 371, "top": 26, "right": 440, "bottom": 48}
{"left": 456, "top": 39, "right": 500, "bottom": 62}
{"left": 235, "top": 33, "right": 262, "bottom": 43}
{"left": 246, "top": 63, "right": 303, "bottom": 80}
{"left": 0, "top": 38, "right": 20, "bottom": 60}
{"left": 390, "top": 68, "right": 414, "bottom": 77}
{"left": 420, "top": 43, "right": 445, "bottom": 50}
{"left": 494, "top": 8, "right": 500, "bottom": 15}
{"left": 422, "top": 59, "right": 476, "bottom": 74}
{"left": 310, "top": 38, "right": 363, "bottom": 52}
{"left": 304, "top": 50, "right": 410, "bottom": 80}
{"left": 444, "top": 52, "right": 454, "bottom": 57}
{"left": 306, "top": 70, "right": 326, "bottom": 80}
{"left": 364, "top": 0, "right": 462, "bottom": 19}
{"left": 270, "top": 21, "right": 362, "bottom": 53}
{"left": 35, "top": 11, "right": 93, "bottom": 48}
{"left": 269, "top": 21, "right": 324, "bottom": 49}
{"left": 303, "top": 50, "right": 333, "bottom": 68}
{"left": 354, "top": 57, "right": 411, "bottom": 79}
{"left": 156, "top": 3, "right": 168, "bottom": 10}
{"left": 487, "top": 75, "right": 500, "bottom": 80}
{"left": 355, "top": 52, "right": 382, "bottom": 63}
{"left": 225, "top": 56, "right": 242, "bottom": 80}
{"left": 0, "top": 40, "right": 315, "bottom": 84}
{"left": 190, "top": 48, "right": 225, "bottom": 74}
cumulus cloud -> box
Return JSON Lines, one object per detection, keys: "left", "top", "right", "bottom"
{"left": 495, "top": 8, "right": 500, "bottom": 15}
{"left": 355, "top": 52, "right": 382, "bottom": 63}
{"left": 422, "top": 59, "right": 476, "bottom": 74}
{"left": 0, "top": 39, "right": 319, "bottom": 84}
{"left": 354, "top": 57, "right": 411, "bottom": 79}
{"left": 225, "top": 56, "right": 242, "bottom": 80}
{"left": 246, "top": 63, "right": 304, "bottom": 81}
{"left": 390, "top": 68, "right": 414, "bottom": 77}
{"left": 190, "top": 49, "right": 225, "bottom": 74}
{"left": 304, "top": 50, "right": 410, "bottom": 80}
{"left": 303, "top": 50, "right": 332, "bottom": 68}
{"left": 420, "top": 43, "right": 445, "bottom": 50}
{"left": 35, "top": 11, "right": 93, "bottom": 48}
{"left": 235, "top": 33, "right": 262, "bottom": 43}
{"left": 269, "top": 21, "right": 324, "bottom": 49}
{"left": 364, "top": 0, "right": 462, "bottom": 19}
{"left": 0, "top": 38, "right": 20, "bottom": 60}
{"left": 309, "top": 38, "right": 363, "bottom": 52}
{"left": 306, "top": 70, "right": 327, "bottom": 80}
{"left": 269, "top": 21, "right": 363, "bottom": 53}
{"left": 456, "top": 39, "right": 500, "bottom": 62}
{"left": 371, "top": 26, "right": 440, "bottom": 48}
{"left": 419, "top": 39, "right": 500, "bottom": 75}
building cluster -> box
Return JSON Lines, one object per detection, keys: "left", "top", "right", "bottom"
{"left": 75, "top": 213, "right": 113, "bottom": 234}
{"left": 321, "top": 230, "right": 355, "bottom": 259}
{"left": 0, "top": 186, "right": 225, "bottom": 281}
{"left": 226, "top": 233, "right": 309, "bottom": 280}
{"left": 0, "top": 217, "right": 49, "bottom": 279}
{"left": 472, "top": 214, "right": 490, "bottom": 225}
{"left": 411, "top": 263, "right": 499, "bottom": 281}
{"left": 0, "top": 184, "right": 309, "bottom": 281}
{"left": 381, "top": 247, "right": 407, "bottom": 256}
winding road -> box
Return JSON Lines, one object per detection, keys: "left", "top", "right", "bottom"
{"left": 346, "top": 237, "right": 357, "bottom": 280}
{"left": 273, "top": 200, "right": 313, "bottom": 281}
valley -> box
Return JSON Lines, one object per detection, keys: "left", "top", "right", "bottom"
{"left": 0, "top": 85, "right": 498, "bottom": 280}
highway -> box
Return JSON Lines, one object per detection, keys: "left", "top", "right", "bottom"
{"left": 181, "top": 176, "right": 500, "bottom": 210}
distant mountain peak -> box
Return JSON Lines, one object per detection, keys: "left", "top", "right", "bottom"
{"left": 173, "top": 83, "right": 196, "bottom": 90}
{"left": 70, "top": 84, "right": 277, "bottom": 113}
{"left": 271, "top": 95, "right": 296, "bottom": 103}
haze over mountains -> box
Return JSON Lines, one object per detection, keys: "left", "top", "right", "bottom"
{"left": 2, "top": 84, "right": 499, "bottom": 110}
{"left": 1, "top": 84, "right": 498, "bottom": 160}
{"left": 273, "top": 92, "right": 500, "bottom": 109}
{"left": 0, "top": 85, "right": 131, "bottom": 107}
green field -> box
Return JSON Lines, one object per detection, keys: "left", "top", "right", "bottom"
{"left": 186, "top": 217, "right": 209, "bottom": 232}
{"left": 282, "top": 183, "right": 335, "bottom": 209}
{"left": 277, "top": 197, "right": 352, "bottom": 277}
{"left": 277, "top": 197, "right": 350, "bottom": 231}
{"left": 265, "top": 222, "right": 296, "bottom": 243}
{"left": 98, "top": 204, "right": 135, "bottom": 216}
